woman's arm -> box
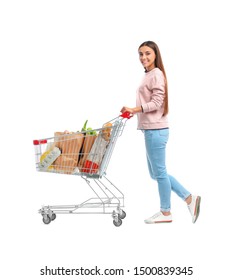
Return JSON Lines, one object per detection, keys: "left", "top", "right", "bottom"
{"left": 120, "top": 106, "right": 143, "bottom": 115}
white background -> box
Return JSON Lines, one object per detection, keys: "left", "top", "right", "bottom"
{"left": 1, "top": 0, "right": 233, "bottom": 279}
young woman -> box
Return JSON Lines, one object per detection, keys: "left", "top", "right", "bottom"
{"left": 121, "top": 41, "right": 201, "bottom": 223}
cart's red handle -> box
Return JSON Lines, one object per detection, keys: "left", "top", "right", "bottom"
{"left": 33, "top": 139, "right": 47, "bottom": 145}
{"left": 120, "top": 112, "right": 133, "bottom": 119}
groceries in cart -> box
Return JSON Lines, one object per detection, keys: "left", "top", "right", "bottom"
{"left": 34, "top": 120, "right": 113, "bottom": 175}
{"left": 39, "top": 146, "right": 61, "bottom": 170}
{"left": 79, "top": 122, "right": 112, "bottom": 174}
{"left": 34, "top": 113, "right": 131, "bottom": 226}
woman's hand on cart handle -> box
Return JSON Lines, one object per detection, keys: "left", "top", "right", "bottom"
{"left": 120, "top": 107, "right": 134, "bottom": 119}
{"left": 120, "top": 106, "right": 142, "bottom": 118}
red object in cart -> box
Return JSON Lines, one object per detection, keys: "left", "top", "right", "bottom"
{"left": 81, "top": 160, "right": 99, "bottom": 174}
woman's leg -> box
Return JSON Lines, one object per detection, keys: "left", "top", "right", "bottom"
{"left": 168, "top": 175, "right": 190, "bottom": 201}
{"left": 144, "top": 129, "right": 201, "bottom": 223}
{"left": 144, "top": 129, "right": 171, "bottom": 213}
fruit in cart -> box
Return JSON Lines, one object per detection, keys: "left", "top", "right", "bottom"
{"left": 81, "top": 120, "right": 88, "bottom": 131}
{"left": 87, "top": 128, "right": 97, "bottom": 135}
{"left": 81, "top": 120, "right": 97, "bottom": 135}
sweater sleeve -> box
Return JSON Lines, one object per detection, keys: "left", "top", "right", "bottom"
{"left": 141, "top": 71, "right": 165, "bottom": 113}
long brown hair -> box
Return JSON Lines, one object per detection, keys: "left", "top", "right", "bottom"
{"left": 138, "top": 41, "right": 168, "bottom": 116}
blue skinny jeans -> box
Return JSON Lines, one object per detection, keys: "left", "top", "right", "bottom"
{"left": 143, "top": 129, "right": 190, "bottom": 212}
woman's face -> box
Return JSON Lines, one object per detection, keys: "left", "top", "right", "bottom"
{"left": 138, "top": 46, "right": 156, "bottom": 72}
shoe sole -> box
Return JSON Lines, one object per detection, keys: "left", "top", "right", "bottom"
{"left": 145, "top": 220, "right": 173, "bottom": 224}
{"left": 193, "top": 196, "right": 201, "bottom": 223}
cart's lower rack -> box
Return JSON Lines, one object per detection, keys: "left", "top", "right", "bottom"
{"left": 38, "top": 175, "right": 126, "bottom": 227}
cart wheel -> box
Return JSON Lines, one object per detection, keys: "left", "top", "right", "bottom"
{"left": 51, "top": 213, "right": 56, "bottom": 221}
{"left": 113, "top": 217, "right": 122, "bottom": 227}
{"left": 119, "top": 210, "right": 126, "bottom": 219}
{"left": 42, "top": 215, "right": 51, "bottom": 225}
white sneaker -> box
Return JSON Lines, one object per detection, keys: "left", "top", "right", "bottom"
{"left": 144, "top": 212, "right": 172, "bottom": 224}
{"left": 187, "top": 195, "right": 201, "bottom": 223}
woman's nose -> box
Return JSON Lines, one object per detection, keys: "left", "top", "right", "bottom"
{"left": 142, "top": 54, "right": 147, "bottom": 60}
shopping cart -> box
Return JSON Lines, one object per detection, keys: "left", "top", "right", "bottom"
{"left": 33, "top": 112, "right": 132, "bottom": 227}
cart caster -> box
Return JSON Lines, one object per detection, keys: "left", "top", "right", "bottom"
{"left": 50, "top": 213, "right": 56, "bottom": 221}
{"left": 119, "top": 209, "right": 126, "bottom": 219}
{"left": 113, "top": 217, "right": 122, "bottom": 227}
{"left": 112, "top": 210, "right": 123, "bottom": 227}
{"left": 42, "top": 215, "right": 51, "bottom": 225}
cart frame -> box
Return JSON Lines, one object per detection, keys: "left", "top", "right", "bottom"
{"left": 34, "top": 113, "right": 131, "bottom": 226}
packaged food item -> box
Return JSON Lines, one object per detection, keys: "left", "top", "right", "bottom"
{"left": 102, "top": 122, "right": 112, "bottom": 141}
{"left": 39, "top": 147, "right": 61, "bottom": 170}
{"left": 81, "top": 123, "right": 112, "bottom": 174}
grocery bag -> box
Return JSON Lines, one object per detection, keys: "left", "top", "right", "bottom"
{"left": 53, "top": 132, "right": 84, "bottom": 173}
{"left": 81, "top": 134, "right": 109, "bottom": 174}
{"left": 78, "top": 134, "right": 97, "bottom": 170}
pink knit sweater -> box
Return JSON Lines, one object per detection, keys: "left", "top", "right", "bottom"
{"left": 136, "top": 67, "right": 169, "bottom": 129}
